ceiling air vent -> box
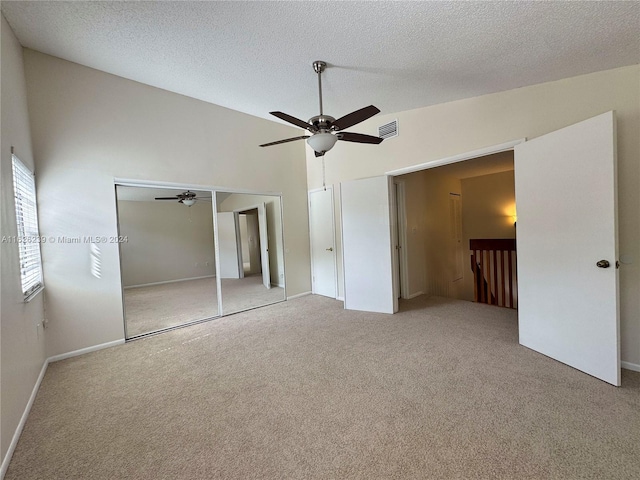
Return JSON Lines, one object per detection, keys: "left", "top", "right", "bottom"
{"left": 378, "top": 119, "right": 398, "bottom": 140}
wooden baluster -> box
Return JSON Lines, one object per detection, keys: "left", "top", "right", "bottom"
{"left": 508, "top": 250, "right": 514, "bottom": 308}
{"left": 479, "top": 250, "right": 485, "bottom": 303}
{"left": 492, "top": 249, "right": 498, "bottom": 305}
{"left": 486, "top": 250, "right": 492, "bottom": 305}
{"left": 472, "top": 252, "right": 478, "bottom": 302}
{"left": 513, "top": 250, "right": 517, "bottom": 309}
{"left": 500, "top": 250, "right": 506, "bottom": 307}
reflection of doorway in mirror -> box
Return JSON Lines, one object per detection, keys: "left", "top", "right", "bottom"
{"left": 216, "top": 193, "right": 284, "bottom": 315}
{"left": 237, "top": 210, "right": 261, "bottom": 277}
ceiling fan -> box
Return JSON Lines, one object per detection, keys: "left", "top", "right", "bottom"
{"left": 154, "top": 191, "right": 210, "bottom": 207}
{"left": 260, "top": 61, "right": 383, "bottom": 156}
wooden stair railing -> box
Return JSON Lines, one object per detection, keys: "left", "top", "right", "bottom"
{"left": 470, "top": 238, "right": 517, "bottom": 309}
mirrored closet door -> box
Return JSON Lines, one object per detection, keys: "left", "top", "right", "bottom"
{"left": 116, "top": 185, "right": 218, "bottom": 338}
{"left": 116, "top": 185, "right": 286, "bottom": 339}
{"left": 215, "top": 192, "right": 286, "bottom": 315}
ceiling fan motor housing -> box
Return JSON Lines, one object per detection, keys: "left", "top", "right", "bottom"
{"left": 309, "top": 115, "right": 336, "bottom": 132}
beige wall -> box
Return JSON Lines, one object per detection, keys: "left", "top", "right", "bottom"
{"left": 0, "top": 16, "right": 47, "bottom": 467}
{"left": 423, "top": 170, "right": 464, "bottom": 300}
{"left": 398, "top": 168, "right": 463, "bottom": 300}
{"left": 309, "top": 65, "right": 640, "bottom": 367}
{"left": 461, "top": 170, "right": 516, "bottom": 301}
{"left": 117, "top": 200, "right": 215, "bottom": 287}
{"left": 23, "top": 50, "right": 311, "bottom": 359}
{"left": 396, "top": 173, "right": 427, "bottom": 297}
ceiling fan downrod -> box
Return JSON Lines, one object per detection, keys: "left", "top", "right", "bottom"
{"left": 313, "top": 60, "right": 326, "bottom": 116}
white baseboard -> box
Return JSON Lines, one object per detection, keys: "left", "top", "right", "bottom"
{"left": 124, "top": 275, "right": 215, "bottom": 290}
{"left": 1, "top": 358, "right": 49, "bottom": 480}
{"left": 336, "top": 296, "right": 345, "bottom": 301}
{"left": 273, "top": 283, "right": 285, "bottom": 288}
{"left": 621, "top": 361, "right": 640, "bottom": 373}
{"left": 287, "top": 291, "right": 312, "bottom": 300}
{"left": 48, "top": 339, "right": 125, "bottom": 363}
{"left": 406, "top": 291, "right": 425, "bottom": 299}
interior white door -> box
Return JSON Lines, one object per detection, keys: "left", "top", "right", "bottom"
{"left": 341, "top": 176, "right": 398, "bottom": 314}
{"left": 217, "top": 212, "right": 240, "bottom": 279}
{"left": 257, "top": 203, "right": 271, "bottom": 289}
{"left": 309, "top": 188, "right": 337, "bottom": 298}
{"left": 515, "top": 111, "right": 619, "bottom": 385}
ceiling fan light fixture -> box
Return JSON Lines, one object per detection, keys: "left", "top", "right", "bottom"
{"left": 182, "top": 198, "right": 196, "bottom": 207}
{"left": 307, "top": 132, "right": 338, "bottom": 154}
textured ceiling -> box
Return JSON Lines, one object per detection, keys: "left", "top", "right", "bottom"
{"left": 2, "top": 1, "right": 639, "bottom": 123}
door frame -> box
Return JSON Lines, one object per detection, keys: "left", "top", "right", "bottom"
{"left": 385, "top": 139, "right": 525, "bottom": 177}
{"left": 228, "top": 203, "right": 270, "bottom": 288}
{"left": 393, "top": 179, "right": 409, "bottom": 299}
{"left": 386, "top": 139, "right": 525, "bottom": 304}
{"left": 308, "top": 186, "right": 338, "bottom": 298}
{"left": 234, "top": 209, "right": 261, "bottom": 279}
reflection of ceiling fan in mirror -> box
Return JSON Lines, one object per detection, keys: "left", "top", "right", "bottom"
{"left": 260, "top": 61, "right": 383, "bottom": 157}
{"left": 154, "top": 191, "right": 211, "bottom": 207}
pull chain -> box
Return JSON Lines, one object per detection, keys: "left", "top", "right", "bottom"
{"left": 322, "top": 155, "right": 326, "bottom": 191}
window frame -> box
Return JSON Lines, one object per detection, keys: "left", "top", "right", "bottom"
{"left": 11, "top": 153, "right": 44, "bottom": 301}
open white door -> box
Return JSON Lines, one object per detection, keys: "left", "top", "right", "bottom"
{"left": 309, "top": 188, "right": 337, "bottom": 298}
{"left": 217, "top": 212, "right": 240, "bottom": 279}
{"left": 257, "top": 203, "right": 271, "bottom": 289}
{"left": 515, "top": 111, "right": 620, "bottom": 385}
{"left": 341, "top": 176, "right": 398, "bottom": 314}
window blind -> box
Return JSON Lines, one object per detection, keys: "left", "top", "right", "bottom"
{"left": 12, "top": 154, "right": 44, "bottom": 299}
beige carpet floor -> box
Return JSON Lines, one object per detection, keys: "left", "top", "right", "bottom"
{"left": 6, "top": 295, "right": 640, "bottom": 479}
{"left": 219, "top": 275, "right": 285, "bottom": 315}
{"left": 124, "top": 277, "right": 284, "bottom": 337}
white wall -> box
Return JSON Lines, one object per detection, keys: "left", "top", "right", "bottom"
{"left": 0, "top": 15, "right": 47, "bottom": 469}
{"left": 461, "top": 170, "right": 516, "bottom": 301}
{"left": 22, "top": 50, "right": 311, "bottom": 359}
{"left": 117, "top": 200, "right": 215, "bottom": 287}
{"left": 309, "top": 65, "right": 640, "bottom": 367}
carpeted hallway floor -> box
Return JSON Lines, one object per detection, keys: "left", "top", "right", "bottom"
{"left": 5, "top": 295, "right": 640, "bottom": 479}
